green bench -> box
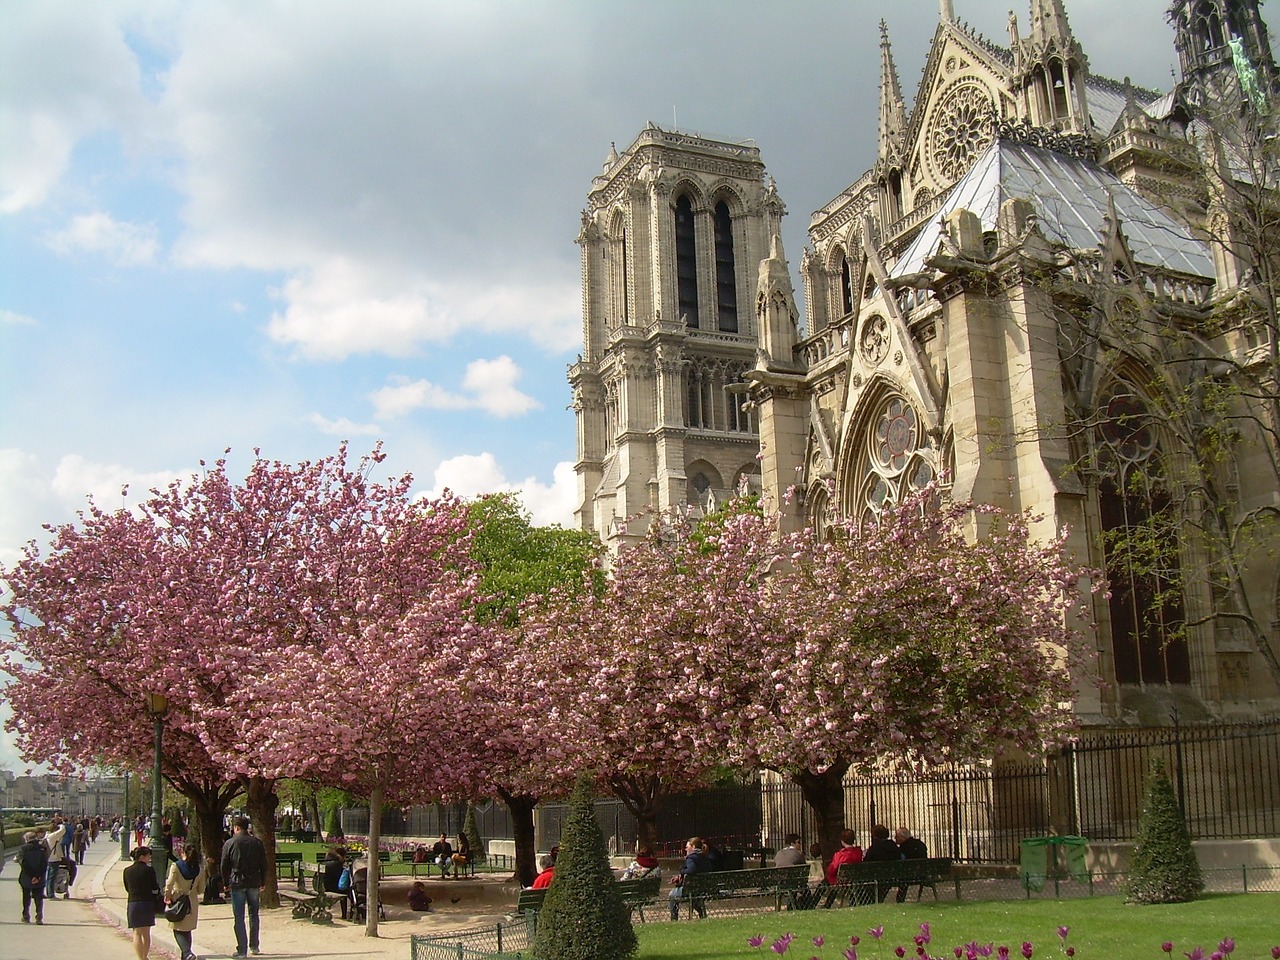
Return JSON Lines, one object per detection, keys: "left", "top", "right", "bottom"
{"left": 679, "top": 865, "right": 812, "bottom": 916}
{"left": 515, "top": 887, "right": 547, "bottom": 915}
{"left": 831, "top": 857, "right": 953, "bottom": 906}
{"left": 513, "top": 874, "right": 663, "bottom": 922}
{"left": 274, "top": 851, "right": 304, "bottom": 882}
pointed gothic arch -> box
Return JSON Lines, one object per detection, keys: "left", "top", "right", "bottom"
{"left": 837, "top": 380, "right": 937, "bottom": 523}
{"left": 1093, "top": 376, "right": 1192, "bottom": 686}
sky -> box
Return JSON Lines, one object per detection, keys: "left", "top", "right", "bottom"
{"left": 0, "top": 0, "right": 1184, "bottom": 772}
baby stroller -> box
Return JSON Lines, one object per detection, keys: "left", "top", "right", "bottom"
{"left": 54, "top": 862, "right": 70, "bottom": 897}
{"left": 350, "top": 873, "right": 386, "bottom": 923}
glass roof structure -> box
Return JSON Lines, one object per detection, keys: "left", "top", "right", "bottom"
{"left": 891, "top": 139, "right": 1215, "bottom": 281}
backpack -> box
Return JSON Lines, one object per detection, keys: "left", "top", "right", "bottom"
{"left": 337, "top": 866, "right": 352, "bottom": 891}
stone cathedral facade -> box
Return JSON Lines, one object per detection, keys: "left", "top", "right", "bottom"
{"left": 572, "top": 0, "right": 1280, "bottom": 727}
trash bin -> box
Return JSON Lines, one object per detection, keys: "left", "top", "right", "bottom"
{"left": 1020, "top": 836, "right": 1089, "bottom": 893}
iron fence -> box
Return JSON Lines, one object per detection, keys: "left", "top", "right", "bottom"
{"left": 761, "top": 720, "right": 1280, "bottom": 862}
{"left": 359, "top": 721, "right": 1280, "bottom": 867}
{"left": 411, "top": 916, "right": 532, "bottom": 960}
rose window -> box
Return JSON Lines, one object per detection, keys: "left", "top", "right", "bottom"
{"left": 929, "top": 83, "right": 995, "bottom": 182}
{"left": 858, "top": 395, "right": 935, "bottom": 523}
{"left": 875, "top": 398, "right": 917, "bottom": 471}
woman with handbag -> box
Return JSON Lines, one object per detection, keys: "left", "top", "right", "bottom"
{"left": 164, "top": 843, "right": 207, "bottom": 960}
{"left": 123, "top": 846, "right": 163, "bottom": 960}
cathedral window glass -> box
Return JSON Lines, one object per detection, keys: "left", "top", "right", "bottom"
{"left": 1096, "top": 383, "right": 1190, "bottom": 685}
{"left": 675, "top": 194, "right": 699, "bottom": 327}
{"left": 714, "top": 201, "right": 738, "bottom": 332}
{"left": 857, "top": 395, "right": 934, "bottom": 524}
{"left": 840, "top": 254, "right": 855, "bottom": 317}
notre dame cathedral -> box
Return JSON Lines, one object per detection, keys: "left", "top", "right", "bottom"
{"left": 571, "top": 0, "right": 1280, "bottom": 734}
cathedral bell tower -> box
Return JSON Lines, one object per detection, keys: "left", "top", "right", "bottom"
{"left": 1168, "top": 0, "right": 1277, "bottom": 113}
{"left": 1010, "top": 0, "right": 1092, "bottom": 134}
{"left": 570, "top": 124, "right": 784, "bottom": 547}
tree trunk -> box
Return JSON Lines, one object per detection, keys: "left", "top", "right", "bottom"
{"left": 365, "top": 782, "right": 382, "bottom": 938}
{"left": 790, "top": 764, "right": 850, "bottom": 862}
{"left": 165, "top": 772, "right": 240, "bottom": 903}
{"left": 497, "top": 787, "right": 538, "bottom": 887}
{"left": 242, "top": 776, "right": 279, "bottom": 908}
{"left": 606, "top": 772, "right": 664, "bottom": 854}
{"left": 309, "top": 798, "right": 323, "bottom": 841}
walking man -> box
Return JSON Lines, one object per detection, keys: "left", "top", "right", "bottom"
{"left": 220, "top": 817, "right": 266, "bottom": 957}
{"left": 17, "top": 830, "right": 50, "bottom": 924}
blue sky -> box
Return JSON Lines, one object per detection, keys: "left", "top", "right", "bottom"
{"left": 0, "top": 0, "right": 1181, "bottom": 771}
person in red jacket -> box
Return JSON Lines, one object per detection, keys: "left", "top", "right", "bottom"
{"left": 825, "top": 828, "right": 863, "bottom": 885}
{"left": 530, "top": 855, "right": 555, "bottom": 889}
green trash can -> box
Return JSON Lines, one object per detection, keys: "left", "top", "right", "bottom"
{"left": 1020, "top": 836, "right": 1089, "bottom": 893}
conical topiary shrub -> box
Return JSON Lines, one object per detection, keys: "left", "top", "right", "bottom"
{"left": 464, "top": 804, "right": 485, "bottom": 864}
{"left": 1125, "top": 758, "right": 1204, "bottom": 904}
{"left": 531, "top": 774, "right": 637, "bottom": 960}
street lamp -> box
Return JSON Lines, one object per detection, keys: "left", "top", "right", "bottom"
{"left": 121, "top": 771, "right": 131, "bottom": 861}
{"left": 146, "top": 692, "right": 169, "bottom": 890}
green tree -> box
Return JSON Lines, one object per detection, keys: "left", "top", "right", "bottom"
{"left": 464, "top": 493, "right": 603, "bottom": 886}
{"left": 531, "top": 774, "right": 636, "bottom": 960}
{"left": 1126, "top": 759, "right": 1204, "bottom": 904}
{"left": 467, "top": 493, "right": 604, "bottom": 625}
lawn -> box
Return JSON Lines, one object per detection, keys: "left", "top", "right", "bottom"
{"left": 634, "top": 894, "right": 1280, "bottom": 960}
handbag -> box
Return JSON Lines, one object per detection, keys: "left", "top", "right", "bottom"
{"left": 337, "top": 866, "right": 352, "bottom": 891}
{"left": 164, "top": 895, "right": 192, "bottom": 923}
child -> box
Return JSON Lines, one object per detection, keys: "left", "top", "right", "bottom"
{"left": 407, "top": 881, "right": 433, "bottom": 911}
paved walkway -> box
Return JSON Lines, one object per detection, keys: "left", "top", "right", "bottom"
{"left": 7, "top": 838, "right": 522, "bottom": 960}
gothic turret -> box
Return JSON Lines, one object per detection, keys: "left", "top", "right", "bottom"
{"left": 1168, "top": 0, "right": 1277, "bottom": 112}
{"left": 876, "top": 21, "right": 909, "bottom": 228}
{"left": 878, "top": 21, "right": 907, "bottom": 164}
{"left": 1011, "top": 0, "right": 1092, "bottom": 134}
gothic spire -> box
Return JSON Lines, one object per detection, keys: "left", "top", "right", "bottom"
{"left": 878, "top": 20, "right": 908, "bottom": 163}
{"left": 939, "top": 0, "right": 954, "bottom": 23}
{"left": 1028, "top": 0, "right": 1075, "bottom": 48}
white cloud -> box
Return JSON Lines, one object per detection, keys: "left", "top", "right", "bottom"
{"left": 46, "top": 212, "right": 160, "bottom": 266}
{"left": 370, "top": 357, "right": 539, "bottom": 420}
{"left": 0, "top": 309, "right": 37, "bottom": 326}
{"left": 462, "top": 357, "right": 541, "bottom": 417}
{"left": 0, "top": 0, "right": 153, "bottom": 214}
{"left": 308, "top": 412, "right": 382, "bottom": 437}
{"left": 426, "top": 454, "right": 576, "bottom": 528}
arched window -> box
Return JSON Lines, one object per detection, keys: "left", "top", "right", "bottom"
{"left": 675, "top": 194, "right": 699, "bottom": 327}
{"left": 840, "top": 254, "right": 855, "bottom": 317}
{"left": 1193, "top": 0, "right": 1225, "bottom": 50}
{"left": 1096, "top": 383, "right": 1190, "bottom": 685}
{"left": 714, "top": 201, "right": 738, "bottom": 332}
{"left": 855, "top": 394, "right": 935, "bottom": 524}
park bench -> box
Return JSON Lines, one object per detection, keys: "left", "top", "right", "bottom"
{"left": 280, "top": 864, "right": 344, "bottom": 923}
{"left": 680, "top": 864, "right": 812, "bottom": 916}
{"left": 617, "top": 873, "right": 662, "bottom": 922}
{"left": 512, "top": 875, "right": 662, "bottom": 921}
{"left": 831, "top": 857, "right": 953, "bottom": 907}
{"left": 274, "top": 852, "right": 304, "bottom": 883}
{"left": 515, "top": 887, "right": 546, "bottom": 915}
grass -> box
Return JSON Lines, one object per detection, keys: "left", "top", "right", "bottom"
{"left": 633, "top": 894, "right": 1280, "bottom": 960}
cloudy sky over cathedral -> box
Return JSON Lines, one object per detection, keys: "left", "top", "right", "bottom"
{"left": 0, "top": 0, "right": 1184, "bottom": 764}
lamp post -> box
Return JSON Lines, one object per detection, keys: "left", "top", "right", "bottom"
{"left": 146, "top": 692, "right": 169, "bottom": 890}
{"left": 121, "top": 771, "right": 131, "bottom": 861}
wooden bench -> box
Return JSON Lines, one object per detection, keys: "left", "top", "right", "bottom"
{"left": 618, "top": 874, "right": 662, "bottom": 922}
{"left": 280, "top": 865, "right": 344, "bottom": 923}
{"left": 274, "top": 852, "right": 304, "bottom": 882}
{"left": 680, "top": 865, "right": 812, "bottom": 916}
{"left": 831, "top": 858, "right": 953, "bottom": 906}
{"left": 512, "top": 875, "right": 662, "bottom": 922}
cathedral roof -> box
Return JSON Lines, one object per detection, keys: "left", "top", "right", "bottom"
{"left": 891, "top": 137, "right": 1214, "bottom": 280}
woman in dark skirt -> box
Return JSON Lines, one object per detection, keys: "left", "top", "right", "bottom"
{"left": 123, "top": 846, "right": 162, "bottom": 960}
